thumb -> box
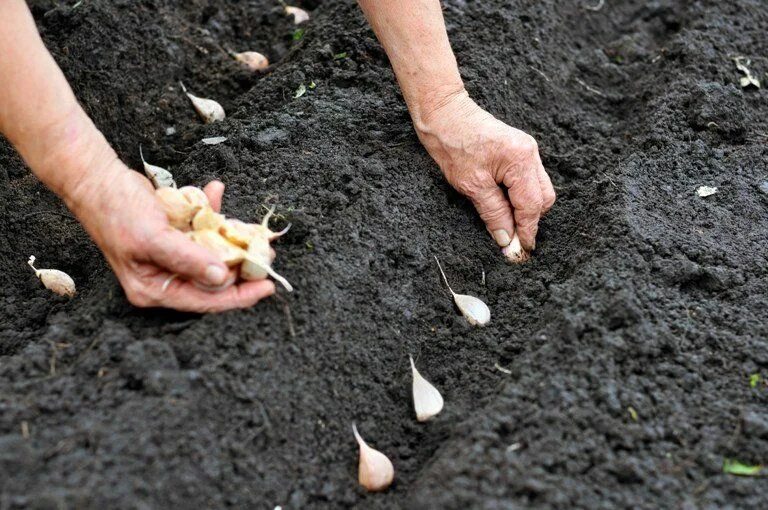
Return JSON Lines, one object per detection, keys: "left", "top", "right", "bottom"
{"left": 469, "top": 183, "right": 516, "bottom": 248}
{"left": 148, "top": 228, "right": 229, "bottom": 286}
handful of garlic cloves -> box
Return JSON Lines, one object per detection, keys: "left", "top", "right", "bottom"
{"left": 155, "top": 186, "right": 292, "bottom": 291}
{"left": 28, "top": 256, "right": 76, "bottom": 297}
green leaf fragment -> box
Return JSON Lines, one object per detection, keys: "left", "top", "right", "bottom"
{"left": 723, "top": 459, "right": 762, "bottom": 476}
{"left": 308, "top": 81, "right": 316, "bottom": 89}
{"left": 293, "top": 28, "right": 305, "bottom": 41}
{"left": 627, "top": 406, "right": 638, "bottom": 421}
{"left": 749, "top": 373, "right": 761, "bottom": 388}
{"left": 333, "top": 52, "right": 348, "bottom": 60}
{"left": 294, "top": 83, "right": 306, "bottom": 98}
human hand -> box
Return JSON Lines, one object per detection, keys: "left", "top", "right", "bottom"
{"left": 65, "top": 159, "right": 275, "bottom": 312}
{"left": 414, "top": 91, "right": 555, "bottom": 261}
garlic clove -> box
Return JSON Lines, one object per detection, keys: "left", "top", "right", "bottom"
{"left": 179, "top": 82, "right": 225, "bottom": 123}
{"left": 410, "top": 356, "right": 444, "bottom": 422}
{"left": 219, "top": 219, "right": 257, "bottom": 248}
{"left": 188, "top": 230, "right": 245, "bottom": 266}
{"left": 179, "top": 186, "right": 210, "bottom": 212}
{"left": 242, "top": 250, "right": 294, "bottom": 292}
{"left": 453, "top": 293, "right": 491, "bottom": 326}
{"left": 352, "top": 424, "right": 394, "bottom": 492}
{"left": 156, "top": 187, "right": 196, "bottom": 231}
{"left": 434, "top": 256, "right": 491, "bottom": 326}
{"left": 139, "top": 145, "right": 176, "bottom": 189}
{"left": 502, "top": 232, "right": 530, "bottom": 264}
{"left": 240, "top": 236, "right": 271, "bottom": 280}
{"left": 27, "top": 256, "right": 76, "bottom": 298}
{"left": 192, "top": 206, "right": 226, "bottom": 232}
{"left": 284, "top": 5, "right": 310, "bottom": 24}
{"left": 234, "top": 51, "right": 269, "bottom": 71}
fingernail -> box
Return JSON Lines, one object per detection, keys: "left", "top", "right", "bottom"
{"left": 205, "top": 264, "right": 227, "bottom": 285}
{"left": 491, "top": 229, "right": 512, "bottom": 247}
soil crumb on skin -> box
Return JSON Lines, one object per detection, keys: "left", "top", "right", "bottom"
{"left": 1, "top": 0, "right": 767, "bottom": 508}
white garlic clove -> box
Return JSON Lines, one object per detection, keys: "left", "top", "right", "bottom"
{"left": 192, "top": 206, "right": 226, "bottom": 232}
{"left": 410, "top": 356, "right": 444, "bottom": 422}
{"left": 284, "top": 5, "right": 310, "bottom": 24}
{"left": 179, "top": 82, "right": 225, "bottom": 123}
{"left": 27, "top": 256, "right": 76, "bottom": 298}
{"left": 434, "top": 256, "right": 491, "bottom": 326}
{"left": 352, "top": 424, "right": 394, "bottom": 492}
{"left": 234, "top": 51, "right": 269, "bottom": 71}
{"left": 179, "top": 186, "right": 210, "bottom": 212}
{"left": 139, "top": 145, "right": 176, "bottom": 189}
{"left": 502, "top": 232, "right": 530, "bottom": 264}
{"left": 156, "top": 187, "right": 196, "bottom": 231}
{"left": 453, "top": 293, "right": 490, "bottom": 326}
{"left": 241, "top": 244, "right": 293, "bottom": 292}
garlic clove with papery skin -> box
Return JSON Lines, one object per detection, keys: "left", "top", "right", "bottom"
{"left": 502, "top": 232, "right": 530, "bottom": 264}
{"left": 234, "top": 51, "right": 269, "bottom": 71}
{"left": 284, "top": 6, "right": 310, "bottom": 24}
{"left": 188, "top": 230, "right": 246, "bottom": 267}
{"left": 156, "top": 187, "right": 196, "bottom": 231}
{"left": 410, "top": 356, "right": 444, "bottom": 422}
{"left": 352, "top": 424, "right": 394, "bottom": 492}
{"left": 179, "top": 82, "right": 225, "bottom": 123}
{"left": 434, "top": 256, "right": 491, "bottom": 326}
{"left": 179, "top": 186, "right": 209, "bottom": 212}
{"left": 139, "top": 145, "right": 176, "bottom": 189}
{"left": 27, "top": 256, "right": 76, "bottom": 297}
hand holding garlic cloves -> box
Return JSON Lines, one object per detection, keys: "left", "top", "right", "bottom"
{"left": 65, "top": 158, "right": 274, "bottom": 312}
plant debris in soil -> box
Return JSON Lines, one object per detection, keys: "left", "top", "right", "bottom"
{"left": 1, "top": 0, "right": 767, "bottom": 508}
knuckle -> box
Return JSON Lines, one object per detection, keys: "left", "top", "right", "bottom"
{"left": 124, "top": 282, "right": 156, "bottom": 308}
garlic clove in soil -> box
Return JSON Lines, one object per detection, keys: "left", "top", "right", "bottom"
{"left": 434, "top": 256, "right": 490, "bottom": 326}
{"left": 27, "top": 256, "right": 76, "bottom": 298}
{"left": 284, "top": 5, "right": 310, "bottom": 24}
{"left": 501, "top": 232, "right": 530, "bottom": 264}
{"left": 179, "top": 82, "right": 225, "bottom": 123}
{"left": 352, "top": 424, "right": 394, "bottom": 492}
{"left": 139, "top": 145, "right": 176, "bottom": 189}
{"left": 156, "top": 187, "right": 196, "bottom": 231}
{"left": 234, "top": 51, "right": 269, "bottom": 71}
{"left": 410, "top": 356, "right": 444, "bottom": 422}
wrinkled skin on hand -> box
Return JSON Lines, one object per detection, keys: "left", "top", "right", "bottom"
{"left": 415, "top": 92, "right": 556, "bottom": 253}
{"left": 68, "top": 160, "right": 275, "bottom": 312}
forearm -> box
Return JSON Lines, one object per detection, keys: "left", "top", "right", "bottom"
{"left": 357, "top": 0, "right": 466, "bottom": 129}
{"left": 0, "top": 0, "right": 117, "bottom": 210}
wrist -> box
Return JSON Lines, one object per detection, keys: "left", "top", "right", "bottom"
{"left": 26, "top": 105, "right": 122, "bottom": 214}
{"left": 409, "top": 84, "right": 469, "bottom": 134}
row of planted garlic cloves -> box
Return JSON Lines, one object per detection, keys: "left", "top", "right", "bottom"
{"left": 177, "top": 4, "right": 310, "bottom": 120}
{"left": 353, "top": 355, "right": 444, "bottom": 492}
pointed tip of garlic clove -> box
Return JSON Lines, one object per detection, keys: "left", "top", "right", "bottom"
{"left": 502, "top": 233, "right": 530, "bottom": 264}
{"left": 352, "top": 424, "right": 394, "bottom": 492}
{"left": 410, "top": 356, "right": 444, "bottom": 422}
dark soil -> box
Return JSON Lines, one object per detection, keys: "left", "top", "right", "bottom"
{"left": 2, "top": 0, "right": 767, "bottom": 508}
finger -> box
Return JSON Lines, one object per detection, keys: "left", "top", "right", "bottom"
{"left": 159, "top": 278, "right": 276, "bottom": 313}
{"left": 148, "top": 228, "right": 230, "bottom": 287}
{"left": 468, "top": 178, "right": 516, "bottom": 248}
{"left": 203, "top": 180, "right": 225, "bottom": 212}
{"left": 503, "top": 166, "right": 544, "bottom": 251}
{"left": 534, "top": 155, "right": 556, "bottom": 214}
